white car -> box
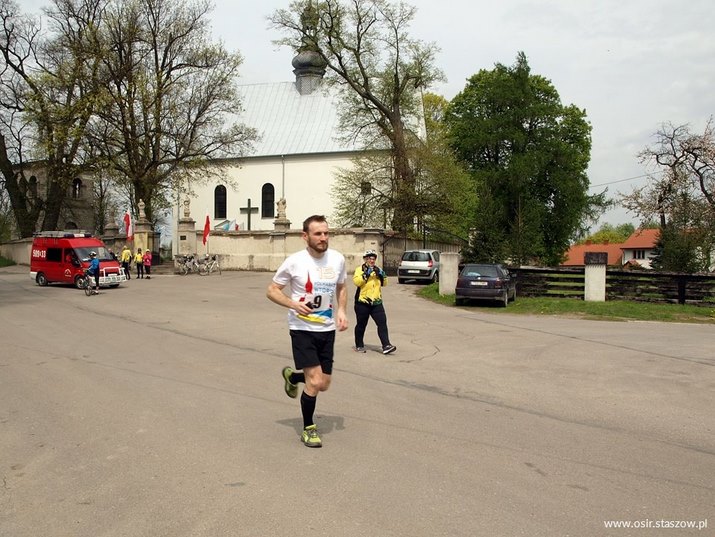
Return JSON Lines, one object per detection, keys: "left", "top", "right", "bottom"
{"left": 397, "top": 249, "right": 441, "bottom": 284}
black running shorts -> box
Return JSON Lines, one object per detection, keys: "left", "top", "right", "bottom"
{"left": 289, "top": 330, "right": 335, "bottom": 374}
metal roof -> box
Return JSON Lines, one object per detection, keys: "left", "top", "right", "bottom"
{"left": 237, "top": 81, "right": 358, "bottom": 157}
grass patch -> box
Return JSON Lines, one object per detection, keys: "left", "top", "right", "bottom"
{"left": 0, "top": 256, "right": 16, "bottom": 268}
{"left": 417, "top": 283, "right": 715, "bottom": 324}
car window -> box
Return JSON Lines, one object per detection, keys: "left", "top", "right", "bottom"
{"left": 433, "top": 252, "right": 440, "bottom": 261}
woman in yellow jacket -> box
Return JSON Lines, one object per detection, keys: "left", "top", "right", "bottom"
{"left": 353, "top": 250, "right": 396, "bottom": 354}
{"left": 134, "top": 248, "right": 144, "bottom": 279}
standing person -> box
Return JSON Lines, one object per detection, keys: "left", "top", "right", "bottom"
{"left": 134, "top": 248, "right": 144, "bottom": 279}
{"left": 266, "top": 215, "right": 348, "bottom": 448}
{"left": 353, "top": 250, "right": 396, "bottom": 355}
{"left": 143, "top": 249, "right": 152, "bottom": 279}
{"left": 120, "top": 245, "right": 132, "bottom": 280}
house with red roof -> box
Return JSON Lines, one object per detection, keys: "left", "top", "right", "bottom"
{"left": 562, "top": 228, "right": 661, "bottom": 269}
{"left": 561, "top": 241, "right": 624, "bottom": 267}
{"left": 620, "top": 228, "right": 660, "bottom": 269}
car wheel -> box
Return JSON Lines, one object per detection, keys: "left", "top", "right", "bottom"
{"left": 432, "top": 271, "right": 439, "bottom": 284}
{"left": 398, "top": 278, "right": 406, "bottom": 284}
{"left": 36, "top": 272, "right": 48, "bottom": 286}
{"left": 455, "top": 297, "right": 465, "bottom": 306}
{"left": 500, "top": 291, "right": 508, "bottom": 307}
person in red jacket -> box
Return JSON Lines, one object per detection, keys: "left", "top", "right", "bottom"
{"left": 142, "top": 249, "right": 152, "bottom": 279}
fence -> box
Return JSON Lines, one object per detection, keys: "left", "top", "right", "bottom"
{"left": 513, "top": 266, "right": 715, "bottom": 306}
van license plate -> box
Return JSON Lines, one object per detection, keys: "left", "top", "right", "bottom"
{"left": 471, "top": 281, "right": 488, "bottom": 286}
{"left": 408, "top": 270, "right": 420, "bottom": 274}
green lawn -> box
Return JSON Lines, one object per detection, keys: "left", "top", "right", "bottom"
{"left": 417, "top": 283, "right": 715, "bottom": 324}
{"left": 0, "top": 256, "right": 16, "bottom": 268}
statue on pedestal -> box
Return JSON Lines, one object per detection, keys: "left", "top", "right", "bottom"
{"left": 138, "top": 198, "right": 146, "bottom": 220}
{"left": 276, "top": 197, "right": 287, "bottom": 219}
{"left": 183, "top": 197, "right": 191, "bottom": 219}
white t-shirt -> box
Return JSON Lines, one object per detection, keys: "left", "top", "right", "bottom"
{"left": 272, "top": 248, "right": 346, "bottom": 332}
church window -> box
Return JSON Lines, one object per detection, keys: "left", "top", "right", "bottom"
{"left": 214, "top": 185, "right": 227, "bottom": 219}
{"left": 72, "top": 178, "right": 82, "bottom": 199}
{"left": 262, "top": 183, "right": 275, "bottom": 218}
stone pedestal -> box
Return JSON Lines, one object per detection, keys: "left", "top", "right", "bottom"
{"left": 439, "top": 252, "right": 461, "bottom": 296}
{"left": 177, "top": 218, "right": 197, "bottom": 256}
{"left": 584, "top": 252, "right": 607, "bottom": 302}
{"left": 133, "top": 218, "right": 154, "bottom": 253}
{"left": 273, "top": 218, "right": 292, "bottom": 232}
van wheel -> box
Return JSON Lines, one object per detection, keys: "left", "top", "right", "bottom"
{"left": 398, "top": 278, "right": 406, "bottom": 284}
{"left": 74, "top": 275, "right": 85, "bottom": 289}
{"left": 36, "top": 273, "right": 48, "bottom": 286}
{"left": 432, "top": 271, "right": 439, "bottom": 284}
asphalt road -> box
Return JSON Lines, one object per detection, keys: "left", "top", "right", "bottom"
{"left": 1, "top": 264, "right": 713, "bottom": 536}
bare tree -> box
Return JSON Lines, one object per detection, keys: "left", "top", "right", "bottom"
{"left": 270, "top": 0, "right": 443, "bottom": 232}
{"left": 0, "top": 0, "right": 106, "bottom": 236}
{"left": 90, "top": 0, "right": 256, "bottom": 221}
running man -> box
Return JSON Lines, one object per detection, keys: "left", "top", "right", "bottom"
{"left": 266, "top": 215, "right": 348, "bottom": 448}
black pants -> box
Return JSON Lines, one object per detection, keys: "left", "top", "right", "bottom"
{"left": 136, "top": 263, "right": 144, "bottom": 278}
{"left": 354, "top": 301, "right": 390, "bottom": 348}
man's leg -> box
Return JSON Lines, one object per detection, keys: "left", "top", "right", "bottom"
{"left": 370, "top": 303, "right": 391, "bottom": 347}
{"left": 354, "top": 301, "right": 370, "bottom": 349}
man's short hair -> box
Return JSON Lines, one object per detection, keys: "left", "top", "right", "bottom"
{"left": 302, "top": 214, "right": 327, "bottom": 233}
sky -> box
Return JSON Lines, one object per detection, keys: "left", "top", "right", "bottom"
{"left": 23, "top": 0, "right": 715, "bottom": 229}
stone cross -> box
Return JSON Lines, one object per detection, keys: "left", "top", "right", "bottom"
{"left": 240, "top": 198, "right": 259, "bottom": 230}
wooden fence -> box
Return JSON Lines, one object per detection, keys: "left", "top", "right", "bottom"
{"left": 512, "top": 267, "right": 715, "bottom": 306}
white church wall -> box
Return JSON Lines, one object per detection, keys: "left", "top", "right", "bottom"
{"left": 181, "top": 152, "right": 355, "bottom": 240}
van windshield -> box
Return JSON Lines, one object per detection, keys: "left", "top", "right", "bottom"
{"left": 75, "top": 246, "right": 112, "bottom": 262}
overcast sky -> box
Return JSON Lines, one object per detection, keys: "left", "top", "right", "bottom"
{"left": 24, "top": 0, "right": 715, "bottom": 228}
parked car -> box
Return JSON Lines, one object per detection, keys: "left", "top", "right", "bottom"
{"left": 397, "top": 249, "right": 441, "bottom": 284}
{"left": 455, "top": 263, "right": 516, "bottom": 307}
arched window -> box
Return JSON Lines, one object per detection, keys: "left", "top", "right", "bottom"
{"left": 261, "top": 183, "right": 275, "bottom": 218}
{"left": 214, "top": 185, "right": 227, "bottom": 219}
{"left": 72, "top": 178, "right": 82, "bottom": 199}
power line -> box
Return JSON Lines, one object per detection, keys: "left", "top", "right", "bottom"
{"left": 589, "top": 170, "right": 664, "bottom": 189}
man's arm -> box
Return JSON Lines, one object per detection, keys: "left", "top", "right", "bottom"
{"left": 266, "top": 281, "right": 313, "bottom": 316}
{"left": 335, "top": 282, "right": 348, "bottom": 331}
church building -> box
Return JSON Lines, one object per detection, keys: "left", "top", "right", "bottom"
{"left": 174, "top": 47, "right": 361, "bottom": 246}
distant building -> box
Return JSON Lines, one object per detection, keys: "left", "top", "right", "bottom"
{"left": 9, "top": 161, "right": 95, "bottom": 237}
{"left": 174, "top": 47, "right": 364, "bottom": 248}
{"left": 561, "top": 241, "right": 624, "bottom": 267}
{"left": 561, "top": 228, "right": 661, "bottom": 270}
{"left": 620, "top": 228, "right": 660, "bottom": 269}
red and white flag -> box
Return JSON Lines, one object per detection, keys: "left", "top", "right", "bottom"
{"left": 123, "top": 210, "right": 133, "bottom": 241}
{"left": 202, "top": 209, "right": 211, "bottom": 245}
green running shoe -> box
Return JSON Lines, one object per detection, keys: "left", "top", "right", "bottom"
{"left": 282, "top": 366, "right": 298, "bottom": 399}
{"left": 301, "top": 424, "right": 322, "bottom": 448}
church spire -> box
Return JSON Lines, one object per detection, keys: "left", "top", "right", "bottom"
{"left": 292, "top": 2, "right": 327, "bottom": 95}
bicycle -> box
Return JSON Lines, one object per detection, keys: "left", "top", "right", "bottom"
{"left": 200, "top": 254, "right": 221, "bottom": 276}
{"left": 80, "top": 270, "right": 99, "bottom": 296}
{"left": 177, "top": 254, "right": 202, "bottom": 275}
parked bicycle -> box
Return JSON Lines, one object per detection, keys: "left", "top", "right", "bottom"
{"left": 177, "top": 254, "right": 202, "bottom": 275}
{"left": 201, "top": 254, "right": 221, "bottom": 276}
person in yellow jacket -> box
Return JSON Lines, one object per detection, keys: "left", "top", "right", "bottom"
{"left": 134, "top": 248, "right": 144, "bottom": 279}
{"left": 352, "top": 249, "right": 396, "bottom": 354}
{"left": 120, "top": 245, "right": 132, "bottom": 280}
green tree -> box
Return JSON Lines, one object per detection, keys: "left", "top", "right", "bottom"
{"left": 270, "top": 0, "right": 443, "bottom": 233}
{"left": 578, "top": 222, "right": 635, "bottom": 244}
{"left": 331, "top": 92, "right": 474, "bottom": 240}
{"left": 445, "top": 52, "right": 600, "bottom": 266}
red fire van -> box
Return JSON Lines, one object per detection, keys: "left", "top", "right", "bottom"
{"left": 30, "top": 231, "right": 127, "bottom": 288}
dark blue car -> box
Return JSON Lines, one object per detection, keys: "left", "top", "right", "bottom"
{"left": 455, "top": 263, "right": 517, "bottom": 307}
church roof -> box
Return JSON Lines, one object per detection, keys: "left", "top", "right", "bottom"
{"left": 237, "top": 81, "right": 358, "bottom": 157}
